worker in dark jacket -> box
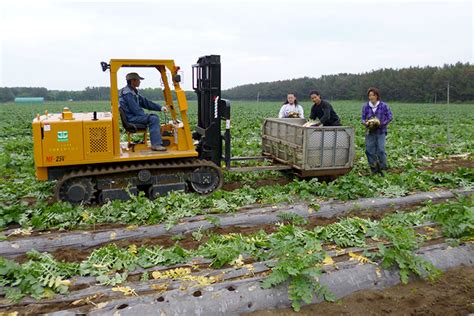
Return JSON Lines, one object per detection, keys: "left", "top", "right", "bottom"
{"left": 308, "top": 90, "right": 341, "bottom": 126}
{"left": 119, "top": 72, "right": 168, "bottom": 151}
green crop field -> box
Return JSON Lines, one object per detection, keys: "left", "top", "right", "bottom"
{"left": 0, "top": 100, "right": 473, "bottom": 309}
{"left": 0, "top": 100, "right": 472, "bottom": 230}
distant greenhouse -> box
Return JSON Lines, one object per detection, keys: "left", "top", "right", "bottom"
{"left": 14, "top": 97, "right": 44, "bottom": 103}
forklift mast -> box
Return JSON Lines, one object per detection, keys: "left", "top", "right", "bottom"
{"left": 192, "top": 55, "right": 231, "bottom": 168}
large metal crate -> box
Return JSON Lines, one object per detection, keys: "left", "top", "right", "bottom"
{"left": 261, "top": 118, "right": 355, "bottom": 176}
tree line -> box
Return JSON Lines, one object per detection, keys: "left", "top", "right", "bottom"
{"left": 224, "top": 62, "right": 473, "bottom": 103}
{"left": 0, "top": 62, "right": 472, "bottom": 103}
{"left": 0, "top": 86, "right": 198, "bottom": 103}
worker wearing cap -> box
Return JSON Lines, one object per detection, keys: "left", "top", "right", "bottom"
{"left": 119, "top": 72, "right": 168, "bottom": 151}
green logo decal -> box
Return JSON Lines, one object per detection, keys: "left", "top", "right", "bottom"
{"left": 57, "top": 131, "right": 69, "bottom": 142}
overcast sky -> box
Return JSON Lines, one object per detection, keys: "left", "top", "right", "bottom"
{"left": 0, "top": 0, "right": 472, "bottom": 91}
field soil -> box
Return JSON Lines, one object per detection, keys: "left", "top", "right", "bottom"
{"left": 420, "top": 156, "right": 473, "bottom": 173}
{"left": 249, "top": 265, "right": 474, "bottom": 316}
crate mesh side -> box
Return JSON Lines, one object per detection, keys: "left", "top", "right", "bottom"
{"left": 262, "top": 119, "right": 353, "bottom": 170}
{"left": 304, "top": 129, "right": 352, "bottom": 169}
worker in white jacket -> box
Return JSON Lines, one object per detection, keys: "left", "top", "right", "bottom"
{"left": 278, "top": 93, "right": 304, "bottom": 118}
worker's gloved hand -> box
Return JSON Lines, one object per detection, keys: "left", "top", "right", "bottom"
{"left": 303, "top": 119, "right": 322, "bottom": 127}
{"left": 162, "top": 106, "right": 168, "bottom": 112}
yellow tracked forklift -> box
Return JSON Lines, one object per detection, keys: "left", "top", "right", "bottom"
{"left": 32, "top": 55, "right": 230, "bottom": 204}
{"left": 32, "top": 55, "right": 355, "bottom": 204}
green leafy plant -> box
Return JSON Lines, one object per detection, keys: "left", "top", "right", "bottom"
{"left": 425, "top": 195, "right": 473, "bottom": 240}
{"left": 277, "top": 212, "right": 307, "bottom": 226}
{"left": 196, "top": 230, "right": 269, "bottom": 268}
{"left": 314, "top": 217, "right": 374, "bottom": 247}
{"left": 368, "top": 224, "right": 441, "bottom": 284}
{"left": 262, "top": 225, "right": 335, "bottom": 311}
{"left": 0, "top": 251, "right": 78, "bottom": 301}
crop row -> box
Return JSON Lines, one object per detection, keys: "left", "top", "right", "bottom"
{"left": 1, "top": 196, "right": 472, "bottom": 311}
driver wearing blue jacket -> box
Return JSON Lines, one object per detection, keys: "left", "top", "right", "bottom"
{"left": 119, "top": 72, "right": 168, "bottom": 151}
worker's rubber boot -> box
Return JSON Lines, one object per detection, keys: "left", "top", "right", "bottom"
{"left": 151, "top": 145, "right": 167, "bottom": 151}
{"left": 370, "top": 164, "right": 378, "bottom": 175}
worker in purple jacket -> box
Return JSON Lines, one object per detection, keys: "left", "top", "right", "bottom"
{"left": 361, "top": 87, "right": 393, "bottom": 175}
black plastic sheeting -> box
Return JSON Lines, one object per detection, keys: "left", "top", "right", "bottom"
{"left": 1, "top": 189, "right": 471, "bottom": 258}
{"left": 47, "top": 243, "right": 473, "bottom": 316}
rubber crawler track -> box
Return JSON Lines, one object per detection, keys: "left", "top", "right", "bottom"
{"left": 54, "top": 158, "right": 223, "bottom": 202}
